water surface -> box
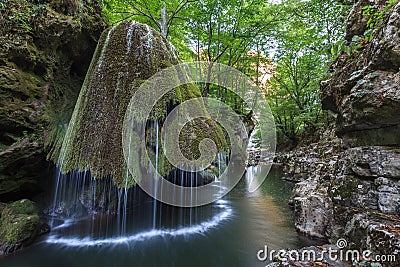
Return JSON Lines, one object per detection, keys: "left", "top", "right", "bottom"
{"left": 0, "top": 166, "right": 321, "bottom": 267}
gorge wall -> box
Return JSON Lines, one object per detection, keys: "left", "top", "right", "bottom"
{"left": 287, "top": 0, "right": 400, "bottom": 264}
{"left": 0, "top": 0, "right": 106, "bottom": 201}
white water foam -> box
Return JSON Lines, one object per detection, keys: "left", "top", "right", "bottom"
{"left": 45, "top": 200, "right": 232, "bottom": 248}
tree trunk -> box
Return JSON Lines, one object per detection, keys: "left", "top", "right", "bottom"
{"left": 161, "top": 4, "right": 168, "bottom": 37}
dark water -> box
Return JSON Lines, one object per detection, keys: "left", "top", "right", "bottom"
{"left": 0, "top": 166, "right": 321, "bottom": 267}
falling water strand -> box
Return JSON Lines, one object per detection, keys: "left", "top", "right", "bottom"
{"left": 117, "top": 188, "right": 122, "bottom": 235}
{"left": 122, "top": 116, "right": 134, "bottom": 235}
{"left": 50, "top": 167, "right": 62, "bottom": 227}
{"left": 97, "top": 26, "right": 116, "bottom": 73}
{"left": 126, "top": 21, "right": 136, "bottom": 55}
{"left": 46, "top": 199, "right": 232, "bottom": 247}
{"left": 153, "top": 120, "right": 159, "bottom": 229}
{"left": 143, "top": 25, "right": 153, "bottom": 66}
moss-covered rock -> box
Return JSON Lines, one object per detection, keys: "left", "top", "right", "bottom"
{"left": 0, "top": 0, "right": 107, "bottom": 201}
{"left": 0, "top": 203, "right": 6, "bottom": 217}
{"left": 58, "top": 21, "right": 228, "bottom": 187}
{"left": 0, "top": 199, "right": 48, "bottom": 255}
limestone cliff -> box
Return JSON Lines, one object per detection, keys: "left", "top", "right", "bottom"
{"left": 321, "top": 0, "right": 400, "bottom": 147}
{"left": 286, "top": 0, "right": 400, "bottom": 265}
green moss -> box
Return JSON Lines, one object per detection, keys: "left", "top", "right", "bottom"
{"left": 8, "top": 199, "right": 38, "bottom": 215}
{"left": 0, "top": 214, "right": 39, "bottom": 245}
{"left": 0, "top": 200, "right": 40, "bottom": 245}
{"left": 331, "top": 176, "right": 359, "bottom": 200}
{"left": 58, "top": 21, "right": 228, "bottom": 188}
{"left": 0, "top": 143, "right": 8, "bottom": 152}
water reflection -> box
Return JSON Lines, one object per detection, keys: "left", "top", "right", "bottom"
{"left": 0, "top": 165, "right": 322, "bottom": 267}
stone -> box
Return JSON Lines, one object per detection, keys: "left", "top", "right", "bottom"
{"left": 338, "top": 147, "right": 400, "bottom": 179}
{"left": 377, "top": 191, "right": 400, "bottom": 214}
{"left": 344, "top": 0, "right": 370, "bottom": 42}
{"left": 321, "top": 1, "right": 400, "bottom": 148}
{"left": 0, "top": 140, "right": 46, "bottom": 202}
{"left": 292, "top": 179, "right": 332, "bottom": 239}
{"left": 0, "top": 199, "right": 49, "bottom": 255}
{"left": 0, "top": 0, "right": 107, "bottom": 201}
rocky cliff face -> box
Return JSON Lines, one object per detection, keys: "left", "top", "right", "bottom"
{"left": 322, "top": 0, "right": 400, "bottom": 245}
{"left": 0, "top": 0, "right": 106, "bottom": 201}
{"left": 321, "top": 0, "right": 400, "bottom": 147}
{"left": 286, "top": 0, "right": 400, "bottom": 265}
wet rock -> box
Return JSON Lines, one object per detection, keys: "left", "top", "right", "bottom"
{"left": 0, "top": 199, "right": 49, "bottom": 255}
{"left": 0, "top": 0, "right": 107, "bottom": 201}
{"left": 247, "top": 149, "right": 261, "bottom": 166}
{"left": 321, "top": 1, "right": 400, "bottom": 148}
{"left": 292, "top": 179, "right": 332, "bottom": 239}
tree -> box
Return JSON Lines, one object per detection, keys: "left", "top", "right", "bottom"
{"left": 101, "top": 0, "right": 196, "bottom": 38}
{"left": 265, "top": 0, "right": 348, "bottom": 147}
{"left": 185, "top": 0, "right": 284, "bottom": 98}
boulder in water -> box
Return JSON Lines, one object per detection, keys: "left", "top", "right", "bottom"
{"left": 0, "top": 199, "right": 49, "bottom": 255}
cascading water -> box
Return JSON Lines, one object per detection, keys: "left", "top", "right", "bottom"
{"left": 47, "top": 150, "right": 231, "bottom": 247}
{"left": 0, "top": 20, "right": 326, "bottom": 267}
{"left": 46, "top": 21, "right": 232, "bottom": 247}
{"left": 2, "top": 160, "right": 323, "bottom": 267}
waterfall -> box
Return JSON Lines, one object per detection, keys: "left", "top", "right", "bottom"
{"left": 126, "top": 21, "right": 136, "bottom": 55}
{"left": 97, "top": 26, "right": 115, "bottom": 73}
{"left": 47, "top": 155, "right": 233, "bottom": 246}
{"left": 47, "top": 21, "right": 231, "bottom": 247}
{"left": 153, "top": 120, "right": 159, "bottom": 229}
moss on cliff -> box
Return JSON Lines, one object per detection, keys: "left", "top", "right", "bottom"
{"left": 0, "top": 0, "right": 107, "bottom": 200}
{"left": 58, "top": 21, "right": 228, "bottom": 187}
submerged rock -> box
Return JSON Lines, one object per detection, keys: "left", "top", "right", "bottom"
{"left": 0, "top": 199, "right": 49, "bottom": 255}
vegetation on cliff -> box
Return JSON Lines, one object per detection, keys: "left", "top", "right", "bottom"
{"left": 0, "top": 0, "right": 107, "bottom": 200}
{"left": 0, "top": 199, "right": 48, "bottom": 255}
